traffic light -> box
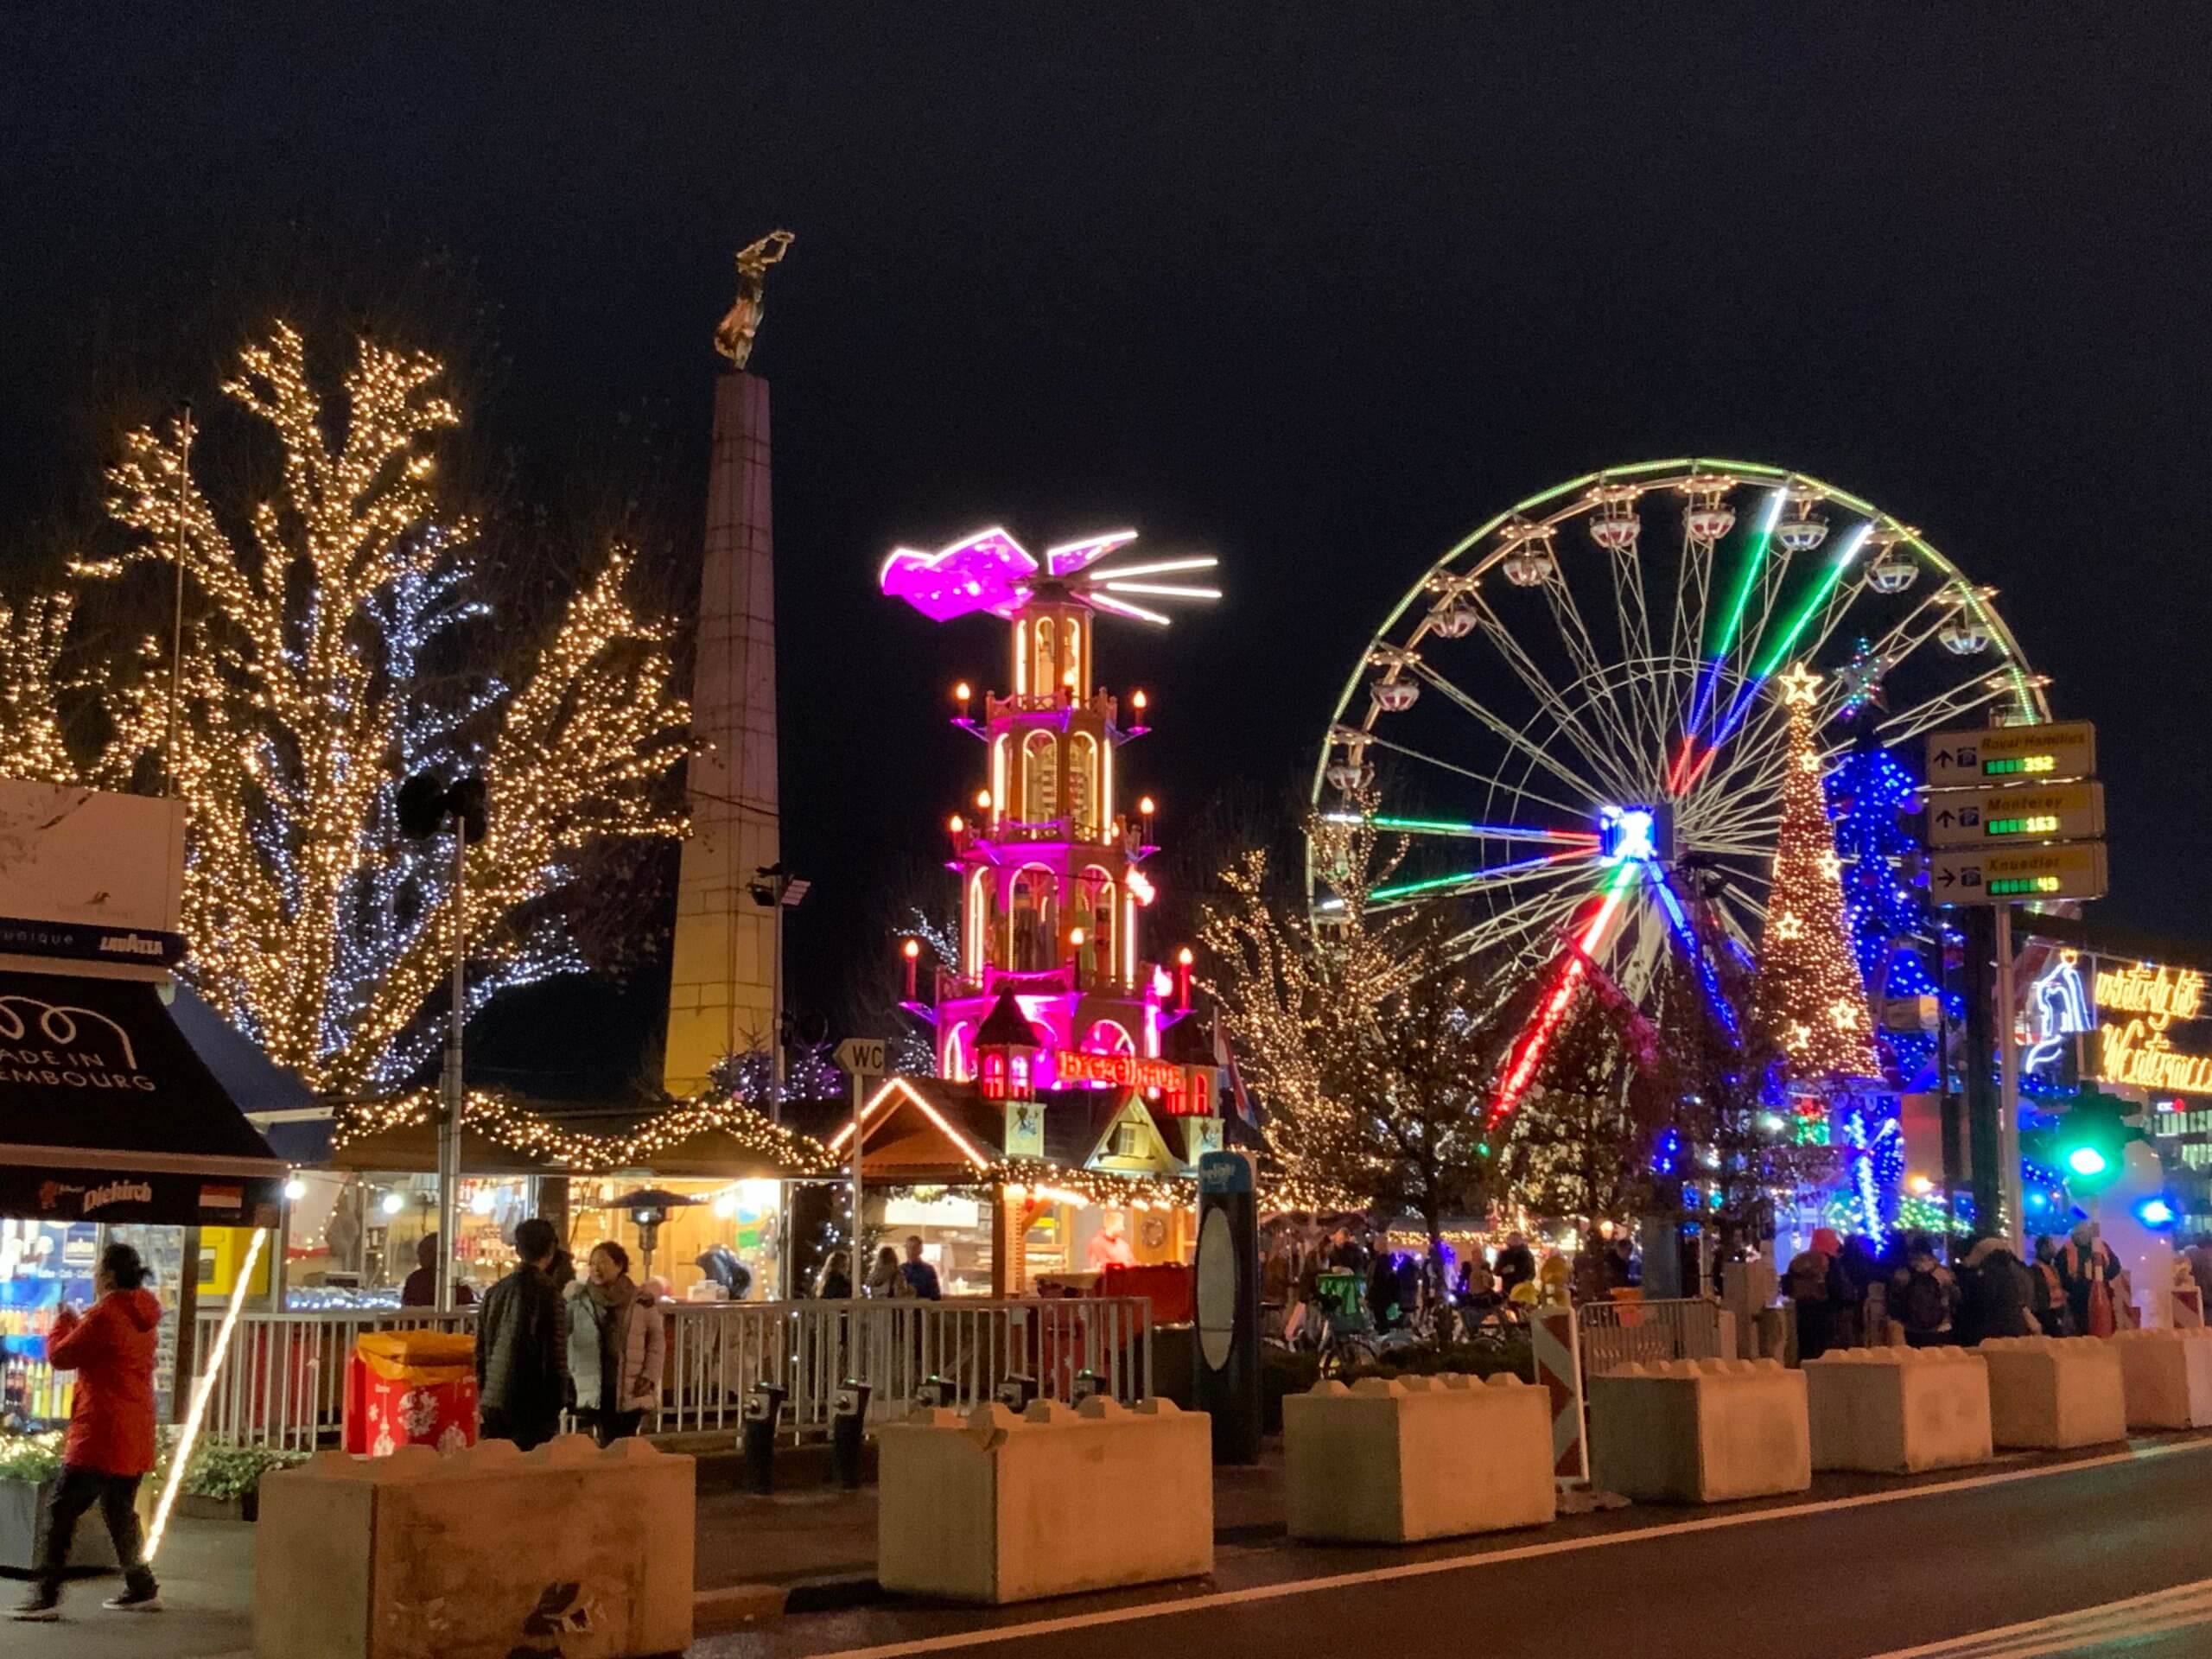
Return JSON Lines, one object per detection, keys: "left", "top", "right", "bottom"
{"left": 2026, "top": 1089, "right": 2145, "bottom": 1198}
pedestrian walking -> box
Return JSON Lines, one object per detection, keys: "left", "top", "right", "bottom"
{"left": 476, "top": 1217, "right": 570, "bottom": 1450}
{"left": 11, "top": 1243, "right": 163, "bottom": 1622}
{"left": 900, "top": 1235, "right": 942, "bottom": 1300}
{"left": 2028, "top": 1236, "right": 2075, "bottom": 1337}
{"left": 865, "top": 1245, "right": 914, "bottom": 1298}
{"left": 1891, "top": 1233, "right": 1961, "bottom": 1348}
{"left": 1785, "top": 1227, "right": 1851, "bottom": 1361}
{"left": 1956, "top": 1235, "right": 2035, "bottom": 1344}
{"left": 563, "top": 1242, "right": 664, "bottom": 1446}
{"left": 2059, "top": 1221, "right": 2119, "bottom": 1338}
{"left": 2185, "top": 1234, "right": 2212, "bottom": 1300}
{"left": 1601, "top": 1235, "right": 1640, "bottom": 1295}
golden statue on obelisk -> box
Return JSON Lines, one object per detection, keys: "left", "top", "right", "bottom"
{"left": 713, "top": 230, "right": 795, "bottom": 369}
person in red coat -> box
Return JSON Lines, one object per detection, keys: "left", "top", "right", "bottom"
{"left": 10, "top": 1243, "right": 164, "bottom": 1622}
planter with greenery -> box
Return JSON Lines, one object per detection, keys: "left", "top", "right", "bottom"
{"left": 0, "top": 1432, "right": 135, "bottom": 1573}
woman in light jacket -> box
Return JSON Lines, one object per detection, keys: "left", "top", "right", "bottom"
{"left": 563, "top": 1242, "right": 664, "bottom": 1445}
{"left": 864, "top": 1244, "right": 914, "bottom": 1298}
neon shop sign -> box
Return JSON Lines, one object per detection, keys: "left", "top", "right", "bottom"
{"left": 2088, "top": 961, "right": 2212, "bottom": 1096}
{"left": 1052, "top": 1049, "right": 1205, "bottom": 1112}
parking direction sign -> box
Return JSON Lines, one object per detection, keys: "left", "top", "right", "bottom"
{"left": 1924, "top": 780, "right": 2106, "bottom": 849}
{"left": 1928, "top": 841, "right": 2108, "bottom": 905}
{"left": 1927, "top": 721, "right": 2096, "bottom": 788}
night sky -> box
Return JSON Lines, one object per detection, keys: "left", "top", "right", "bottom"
{"left": 4, "top": 10, "right": 2208, "bottom": 1094}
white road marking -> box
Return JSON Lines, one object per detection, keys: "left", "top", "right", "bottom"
{"left": 812, "top": 1437, "right": 2212, "bottom": 1659}
{"left": 1860, "top": 1577, "right": 2212, "bottom": 1656}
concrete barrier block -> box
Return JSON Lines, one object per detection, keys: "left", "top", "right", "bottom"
{"left": 1804, "top": 1347, "right": 1993, "bottom": 1473}
{"left": 1588, "top": 1356, "right": 1809, "bottom": 1503}
{"left": 1282, "top": 1373, "right": 1556, "bottom": 1544}
{"left": 2111, "top": 1328, "right": 2212, "bottom": 1429}
{"left": 1979, "top": 1337, "right": 2126, "bottom": 1448}
{"left": 255, "top": 1436, "right": 694, "bottom": 1659}
{"left": 878, "top": 1395, "right": 1212, "bottom": 1604}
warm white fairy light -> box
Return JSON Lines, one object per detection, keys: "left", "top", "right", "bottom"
{"left": 63, "top": 322, "right": 689, "bottom": 1091}
{"left": 0, "top": 593, "right": 78, "bottom": 782}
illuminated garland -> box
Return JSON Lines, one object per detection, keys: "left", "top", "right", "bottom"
{"left": 992, "top": 1156, "right": 1357, "bottom": 1216}
{"left": 332, "top": 1086, "right": 842, "bottom": 1175}
{"left": 58, "top": 322, "right": 689, "bottom": 1093}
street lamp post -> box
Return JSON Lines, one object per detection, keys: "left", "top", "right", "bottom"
{"left": 398, "top": 772, "right": 488, "bottom": 1313}
{"left": 747, "top": 864, "right": 810, "bottom": 1121}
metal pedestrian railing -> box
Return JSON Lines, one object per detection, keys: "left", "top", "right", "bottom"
{"left": 192, "top": 1307, "right": 475, "bottom": 1452}
{"left": 191, "top": 1295, "right": 1154, "bottom": 1449}
{"left": 657, "top": 1296, "right": 1155, "bottom": 1436}
{"left": 1574, "top": 1296, "right": 1728, "bottom": 1376}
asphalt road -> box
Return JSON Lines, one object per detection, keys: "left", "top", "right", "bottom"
{"left": 700, "top": 1435, "right": 2212, "bottom": 1659}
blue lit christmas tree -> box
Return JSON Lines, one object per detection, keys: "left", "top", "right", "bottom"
{"left": 1819, "top": 723, "right": 2066, "bottom": 1233}
{"left": 1824, "top": 729, "right": 1947, "bottom": 1090}
{"left": 1819, "top": 727, "right": 1938, "bottom": 1234}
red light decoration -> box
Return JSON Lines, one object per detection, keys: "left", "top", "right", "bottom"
{"left": 1486, "top": 862, "right": 1640, "bottom": 1125}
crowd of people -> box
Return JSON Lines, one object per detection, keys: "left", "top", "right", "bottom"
{"left": 810, "top": 1235, "right": 944, "bottom": 1302}
{"left": 1783, "top": 1220, "right": 2149, "bottom": 1359}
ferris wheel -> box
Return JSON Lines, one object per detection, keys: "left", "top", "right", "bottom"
{"left": 1311, "top": 459, "right": 2050, "bottom": 1103}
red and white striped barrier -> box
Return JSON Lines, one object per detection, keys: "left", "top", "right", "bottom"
{"left": 1530, "top": 1303, "right": 1586, "bottom": 1483}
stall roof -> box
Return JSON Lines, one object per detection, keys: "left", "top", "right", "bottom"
{"left": 325, "top": 1117, "right": 564, "bottom": 1178}
{"left": 0, "top": 968, "right": 286, "bottom": 1226}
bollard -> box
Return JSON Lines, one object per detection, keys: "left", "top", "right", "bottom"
{"left": 1071, "top": 1369, "right": 1104, "bottom": 1407}
{"left": 741, "top": 1381, "right": 787, "bottom": 1494}
{"left": 914, "top": 1374, "right": 950, "bottom": 1409}
{"left": 830, "top": 1379, "right": 873, "bottom": 1490}
{"left": 994, "top": 1373, "right": 1039, "bottom": 1413}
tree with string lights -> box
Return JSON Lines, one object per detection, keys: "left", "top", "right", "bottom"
{"left": 1502, "top": 999, "right": 1646, "bottom": 1243}
{"left": 1202, "top": 793, "right": 1521, "bottom": 1294}
{"left": 56, "top": 321, "right": 689, "bottom": 1091}
{"left": 1749, "top": 664, "right": 1878, "bottom": 1090}
{"left": 0, "top": 592, "right": 77, "bottom": 784}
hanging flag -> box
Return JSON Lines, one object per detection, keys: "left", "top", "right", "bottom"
{"left": 1213, "top": 1009, "right": 1256, "bottom": 1127}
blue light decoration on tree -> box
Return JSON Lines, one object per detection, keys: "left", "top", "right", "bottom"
{"left": 1824, "top": 729, "right": 1948, "bottom": 1087}
{"left": 1817, "top": 727, "right": 2069, "bottom": 1234}
{"left": 1821, "top": 728, "right": 1949, "bottom": 1235}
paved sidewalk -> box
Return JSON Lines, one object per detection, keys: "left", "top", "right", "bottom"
{"left": 3, "top": 1520, "right": 252, "bottom": 1657}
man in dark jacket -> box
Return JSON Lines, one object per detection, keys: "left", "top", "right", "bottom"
{"left": 475, "top": 1217, "right": 569, "bottom": 1450}
{"left": 1494, "top": 1233, "right": 1537, "bottom": 1300}
{"left": 1956, "top": 1235, "right": 2036, "bottom": 1344}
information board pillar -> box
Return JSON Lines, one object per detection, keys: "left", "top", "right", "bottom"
{"left": 1195, "top": 1150, "right": 1260, "bottom": 1465}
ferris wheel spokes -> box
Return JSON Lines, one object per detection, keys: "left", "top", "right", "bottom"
{"left": 1541, "top": 568, "right": 1649, "bottom": 765}
{"left": 1359, "top": 731, "right": 1596, "bottom": 825}
{"left": 1411, "top": 661, "right": 1630, "bottom": 808}
{"left": 1342, "top": 846, "right": 1602, "bottom": 914}
{"left": 1457, "top": 603, "right": 1644, "bottom": 799}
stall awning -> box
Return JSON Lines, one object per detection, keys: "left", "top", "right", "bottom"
{"left": 0, "top": 969, "right": 286, "bottom": 1226}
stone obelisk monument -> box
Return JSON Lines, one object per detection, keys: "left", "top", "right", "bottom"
{"left": 663, "top": 232, "right": 793, "bottom": 1096}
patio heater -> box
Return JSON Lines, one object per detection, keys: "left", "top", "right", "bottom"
{"left": 610, "top": 1187, "right": 698, "bottom": 1284}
